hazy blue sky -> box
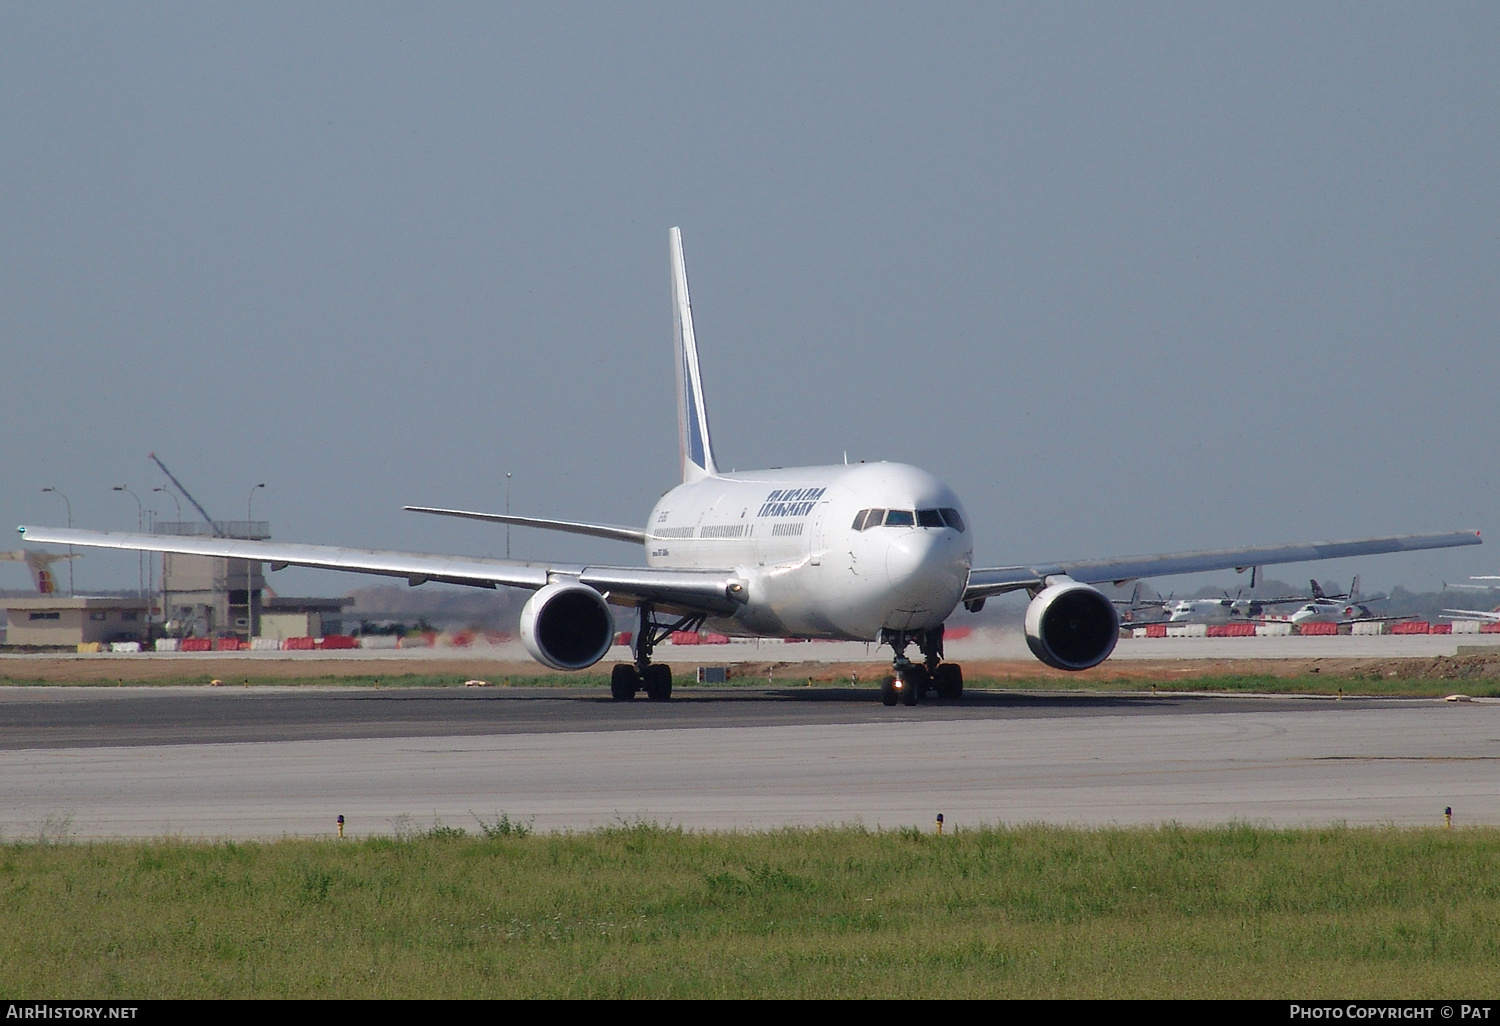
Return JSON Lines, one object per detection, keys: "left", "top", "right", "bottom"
{"left": 3, "top": 3, "right": 1496, "bottom": 597}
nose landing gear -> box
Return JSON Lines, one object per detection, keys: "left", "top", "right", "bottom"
{"left": 879, "top": 626, "right": 963, "bottom": 705}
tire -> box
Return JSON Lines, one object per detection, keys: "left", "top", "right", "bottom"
{"left": 610, "top": 664, "right": 638, "bottom": 701}
{"left": 644, "top": 663, "right": 673, "bottom": 701}
{"left": 899, "top": 670, "right": 919, "bottom": 706}
{"left": 934, "top": 663, "right": 964, "bottom": 699}
{"left": 880, "top": 676, "right": 899, "bottom": 706}
{"left": 905, "top": 664, "right": 931, "bottom": 699}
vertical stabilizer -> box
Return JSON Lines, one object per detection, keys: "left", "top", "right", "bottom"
{"left": 670, "top": 227, "right": 719, "bottom": 483}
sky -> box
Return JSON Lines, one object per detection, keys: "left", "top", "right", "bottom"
{"left": 2, "top": 3, "right": 1496, "bottom": 598}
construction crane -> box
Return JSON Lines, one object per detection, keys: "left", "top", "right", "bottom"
{"left": 148, "top": 452, "right": 222, "bottom": 536}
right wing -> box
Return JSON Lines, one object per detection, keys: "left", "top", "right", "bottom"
{"left": 964, "top": 530, "right": 1483, "bottom": 602}
{"left": 15, "top": 526, "right": 746, "bottom": 614}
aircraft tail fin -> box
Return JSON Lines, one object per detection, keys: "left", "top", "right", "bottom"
{"left": 0, "top": 550, "right": 75, "bottom": 594}
{"left": 1310, "top": 579, "right": 1326, "bottom": 600}
{"left": 1350, "top": 575, "right": 1361, "bottom": 601}
{"left": 670, "top": 227, "right": 719, "bottom": 483}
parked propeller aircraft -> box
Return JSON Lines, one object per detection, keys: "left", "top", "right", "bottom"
{"left": 17, "top": 229, "right": 1483, "bottom": 704}
{"left": 1266, "top": 577, "right": 1412, "bottom": 626}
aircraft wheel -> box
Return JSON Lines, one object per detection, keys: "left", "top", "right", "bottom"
{"left": 899, "top": 670, "right": 920, "bottom": 706}
{"left": 880, "top": 676, "right": 899, "bottom": 706}
{"left": 644, "top": 664, "right": 673, "bottom": 701}
{"left": 904, "top": 664, "right": 929, "bottom": 703}
{"left": 610, "top": 664, "right": 639, "bottom": 701}
{"left": 934, "top": 663, "right": 963, "bottom": 699}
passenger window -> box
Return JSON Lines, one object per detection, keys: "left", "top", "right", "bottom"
{"left": 866, "top": 508, "right": 886, "bottom": 529}
{"left": 917, "top": 509, "right": 944, "bottom": 528}
{"left": 939, "top": 508, "right": 965, "bottom": 532}
{"left": 884, "top": 509, "right": 915, "bottom": 527}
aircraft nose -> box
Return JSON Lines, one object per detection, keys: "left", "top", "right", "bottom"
{"left": 885, "top": 528, "right": 967, "bottom": 599}
{"left": 885, "top": 530, "right": 941, "bottom": 585}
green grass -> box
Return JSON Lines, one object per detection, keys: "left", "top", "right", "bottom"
{"left": 3, "top": 824, "right": 1498, "bottom": 998}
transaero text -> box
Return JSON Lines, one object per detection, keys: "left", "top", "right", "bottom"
{"left": 758, "top": 487, "right": 826, "bottom": 519}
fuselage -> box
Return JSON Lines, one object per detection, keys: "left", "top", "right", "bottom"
{"left": 644, "top": 461, "right": 973, "bottom": 641}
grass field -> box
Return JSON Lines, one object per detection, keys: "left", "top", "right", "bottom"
{"left": 3, "top": 824, "right": 1498, "bottom": 998}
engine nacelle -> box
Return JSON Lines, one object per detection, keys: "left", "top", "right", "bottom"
{"left": 1024, "top": 579, "right": 1120, "bottom": 671}
{"left": 519, "top": 582, "right": 615, "bottom": 670}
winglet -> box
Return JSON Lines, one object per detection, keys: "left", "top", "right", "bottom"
{"left": 670, "top": 227, "right": 719, "bottom": 483}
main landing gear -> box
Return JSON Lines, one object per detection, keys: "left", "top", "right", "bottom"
{"left": 878, "top": 626, "right": 963, "bottom": 707}
{"left": 610, "top": 603, "right": 702, "bottom": 702}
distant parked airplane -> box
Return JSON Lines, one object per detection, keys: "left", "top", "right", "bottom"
{"left": 0, "top": 550, "right": 77, "bottom": 594}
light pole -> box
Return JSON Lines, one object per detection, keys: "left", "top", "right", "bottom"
{"left": 246, "top": 484, "right": 265, "bottom": 641}
{"left": 111, "top": 485, "right": 144, "bottom": 600}
{"left": 41, "top": 487, "right": 73, "bottom": 596}
{"left": 152, "top": 487, "right": 180, "bottom": 633}
{"left": 153, "top": 486, "right": 181, "bottom": 523}
{"left": 505, "top": 472, "right": 512, "bottom": 560}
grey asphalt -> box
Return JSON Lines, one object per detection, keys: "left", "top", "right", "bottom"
{"left": 0, "top": 684, "right": 1367, "bottom": 750}
{"left": 1, "top": 686, "right": 1496, "bottom": 839}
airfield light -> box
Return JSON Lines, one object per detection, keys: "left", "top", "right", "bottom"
{"left": 935, "top": 813, "right": 944, "bottom": 836}
{"left": 338, "top": 815, "right": 345, "bottom": 839}
{"left": 1446, "top": 807, "right": 1453, "bottom": 829}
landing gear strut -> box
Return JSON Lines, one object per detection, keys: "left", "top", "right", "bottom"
{"left": 610, "top": 603, "right": 701, "bottom": 702}
{"left": 879, "top": 625, "right": 963, "bottom": 705}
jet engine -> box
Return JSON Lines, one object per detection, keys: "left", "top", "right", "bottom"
{"left": 519, "top": 582, "right": 616, "bottom": 671}
{"left": 1024, "top": 579, "right": 1120, "bottom": 671}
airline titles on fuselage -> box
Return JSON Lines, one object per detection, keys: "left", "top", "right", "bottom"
{"left": 757, "top": 487, "right": 826, "bottom": 519}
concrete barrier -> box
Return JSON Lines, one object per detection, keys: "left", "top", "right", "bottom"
{"left": 358, "top": 635, "right": 399, "bottom": 649}
{"left": 1256, "top": 623, "right": 1293, "bottom": 637}
{"left": 249, "top": 638, "right": 281, "bottom": 651}
{"left": 1351, "top": 621, "right": 1384, "bottom": 636}
{"left": 154, "top": 638, "right": 180, "bottom": 652}
{"left": 1451, "top": 620, "right": 1483, "bottom": 634}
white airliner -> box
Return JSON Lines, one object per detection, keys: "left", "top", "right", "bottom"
{"left": 18, "top": 229, "right": 1483, "bottom": 705}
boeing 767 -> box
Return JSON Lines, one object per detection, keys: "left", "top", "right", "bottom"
{"left": 19, "top": 229, "right": 1482, "bottom": 704}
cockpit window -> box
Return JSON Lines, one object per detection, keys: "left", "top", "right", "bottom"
{"left": 917, "top": 509, "right": 944, "bottom": 528}
{"left": 884, "top": 509, "right": 915, "bottom": 527}
{"left": 851, "top": 509, "right": 873, "bottom": 531}
{"left": 939, "top": 508, "right": 965, "bottom": 532}
{"left": 863, "top": 508, "right": 886, "bottom": 530}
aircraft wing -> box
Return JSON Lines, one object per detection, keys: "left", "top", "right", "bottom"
{"left": 963, "top": 530, "right": 1482, "bottom": 603}
{"left": 1442, "top": 608, "right": 1500, "bottom": 622}
{"left": 15, "top": 527, "right": 747, "bottom": 614}
{"left": 403, "top": 506, "right": 647, "bottom": 545}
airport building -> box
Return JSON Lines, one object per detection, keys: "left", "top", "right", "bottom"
{"left": 2, "top": 595, "right": 151, "bottom": 647}
{"left": 155, "top": 519, "right": 269, "bottom": 639}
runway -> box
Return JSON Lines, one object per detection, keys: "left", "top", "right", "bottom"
{"left": 1, "top": 686, "right": 1496, "bottom": 839}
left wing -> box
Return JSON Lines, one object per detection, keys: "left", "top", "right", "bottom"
{"left": 403, "top": 506, "right": 647, "bottom": 545}
{"left": 16, "top": 526, "right": 746, "bottom": 615}
{"left": 964, "top": 530, "right": 1482, "bottom": 603}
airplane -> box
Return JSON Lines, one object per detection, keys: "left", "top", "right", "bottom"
{"left": 16, "top": 229, "right": 1484, "bottom": 705}
{"left": 1440, "top": 577, "right": 1500, "bottom": 623}
{"left": 1263, "top": 577, "right": 1411, "bottom": 626}
{"left": 1113, "top": 575, "right": 1309, "bottom": 626}
{"left": 0, "top": 549, "right": 77, "bottom": 594}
